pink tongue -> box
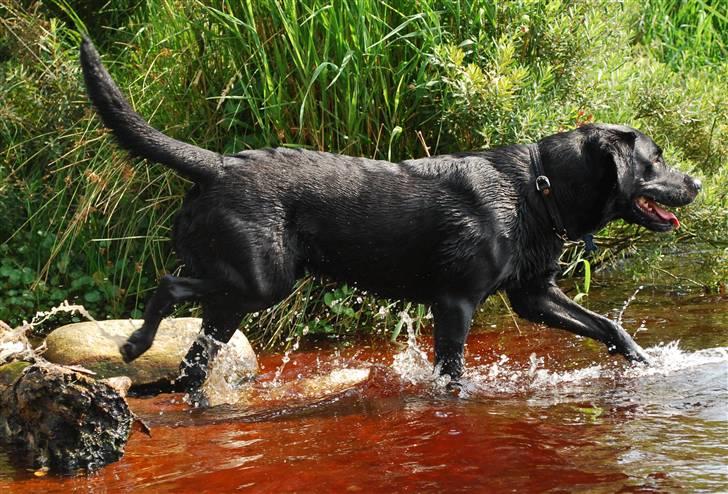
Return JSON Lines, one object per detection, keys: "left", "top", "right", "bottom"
{"left": 647, "top": 199, "right": 680, "bottom": 229}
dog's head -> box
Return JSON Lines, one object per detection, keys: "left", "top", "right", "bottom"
{"left": 586, "top": 124, "right": 701, "bottom": 232}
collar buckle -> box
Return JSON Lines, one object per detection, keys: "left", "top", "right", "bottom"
{"left": 535, "top": 175, "right": 551, "bottom": 193}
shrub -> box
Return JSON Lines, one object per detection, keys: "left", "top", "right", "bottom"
{"left": 0, "top": 0, "right": 725, "bottom": 344}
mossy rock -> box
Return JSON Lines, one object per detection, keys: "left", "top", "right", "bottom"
{"left": 0, "top": 361, "right": 31, "bottom": 387}
{"left": 43, "top": 318, "right": 257, "bottom": 387}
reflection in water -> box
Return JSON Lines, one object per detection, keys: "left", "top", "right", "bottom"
{"left": 1, "top": 284, "right": 726, "bottom": 493}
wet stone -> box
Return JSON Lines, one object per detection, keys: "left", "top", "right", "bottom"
{"left": 43, "top": 318, "right": 258, "bottom": 387}
{"left": 203, "top": 367, "right": 371, "bottom": 407}
{"left": 0, "top": 362, "right": 134, "bottom": 472}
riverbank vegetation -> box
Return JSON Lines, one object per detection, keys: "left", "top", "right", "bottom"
{"left": 1, "top": 0, "right": 725, "bottom": 345}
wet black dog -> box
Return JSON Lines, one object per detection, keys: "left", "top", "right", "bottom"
{"left": 80, "top": 38, "right": 700, "bottom": 388}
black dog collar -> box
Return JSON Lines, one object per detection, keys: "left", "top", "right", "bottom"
{"left": 528, "top": 143, "right": 569, "bottom": 241}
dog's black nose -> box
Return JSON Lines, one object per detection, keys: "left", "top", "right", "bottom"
{"left": 685, "top": 177, "right": 703, "bottom": 192}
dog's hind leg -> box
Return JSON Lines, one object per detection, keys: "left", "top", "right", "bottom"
{"left": 173, "top": 256, "right": 298, "bottom": 391}
{"left": 120, "top": 275, "right": 223, "bottom": 362}
{"left": 175, "top": 298, "right": 245, "bottom": 391}
{"left": 432, "top": 297, "right": 477, "bottom": 381}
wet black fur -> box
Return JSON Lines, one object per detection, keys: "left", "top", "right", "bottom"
{"left": 80, "top": 38, "right": 701, "bottom": 389}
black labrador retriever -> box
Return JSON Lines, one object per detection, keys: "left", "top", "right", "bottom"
{"left": 80, "top": 38, "right": 700, "bottom": 388}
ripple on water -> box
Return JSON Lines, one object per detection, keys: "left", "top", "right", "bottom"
{"left": 2, "top": 286, "right": 726, "bottom": 493}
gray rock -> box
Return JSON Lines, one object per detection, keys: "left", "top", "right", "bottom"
{"left": 43, "top": 318, "right": 257, "bottom": 386}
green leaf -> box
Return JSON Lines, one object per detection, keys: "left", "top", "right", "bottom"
{"left": 71, "top": 275, "right": 94, "bottom": 289}
{"left": 582, "top": 259, "right": 591, "bottom": 294}
{"left": 84, "top": 290, "right": 102, "bottom": 303}
{"left": 388, "top": 126, "right": 403, "bottom": 161}
{"left": 390, "top": 317, "right": 405, "bottom": 342}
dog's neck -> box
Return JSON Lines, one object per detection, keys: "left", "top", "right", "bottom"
{"left": 531, "top": 138, "right": 617, "bottom": 242}
{"left": 527, "top": 143, "right": 569, "bottom": 241}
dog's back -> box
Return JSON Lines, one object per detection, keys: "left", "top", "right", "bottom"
{"left": 168, "top": 145, "right": 517, "bottom": 301}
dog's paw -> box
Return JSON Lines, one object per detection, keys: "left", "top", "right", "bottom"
{"left": 626, "top": 345, "right": 652, "bottom": 366}
{"left": 173, "top": 368, "right": 207, "bottom": 392}
{"left": 612, "top": 341, "right": 651, "bottom": 366}
{"left": 119, "top": 341, "right": 140, "bottom": 363}
{"left": 607, "top": 328, "right": 652, "bottom": 366}
{"left": 119, "top": 333, "right": 152, "bottom": 363}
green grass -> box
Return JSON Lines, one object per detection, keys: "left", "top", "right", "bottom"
{"left": 633, "top": 0, "right": 727, "bottom": 69}
{"left": 0, "top": 0, "right": 726, "bottom": 345}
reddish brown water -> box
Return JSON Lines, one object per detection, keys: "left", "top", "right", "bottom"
{"left": 1, "top": 280, "right": 726, "bottom": 493}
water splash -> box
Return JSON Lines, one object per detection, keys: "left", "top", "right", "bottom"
{"left": 386, "top": 306, "right": 727, "bottom": 402}
{"left": 273, "top": 336, "right": 301, "bottom": 385}
{"left": 391, "top": 311, "right": 439, "bottom": 386}
{"left": 198, "top": 294, "right": 726, "bottom": 410}
{"left": 458, "top": 341, "right": 728, "bottom": 400}
{"left": 616, "top": 285, "right": 642, "bottom": 327}
{"left": 626, "top": 341, "right": 728, "bottom": 377}
{"left": 199, "top": 334, "right": 257, "bottom": 407}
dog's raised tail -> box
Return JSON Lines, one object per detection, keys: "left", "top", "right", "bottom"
{"left": 80, "top": 37, "right": 220, "bottom": 182}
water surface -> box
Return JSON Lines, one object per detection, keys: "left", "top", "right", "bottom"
{"left": 1, "top": 278, "right": 726, "bottom": 493}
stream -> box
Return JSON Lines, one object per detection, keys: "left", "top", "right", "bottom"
{"left": 1, "top": 270, "right": 726, "bottom": 492}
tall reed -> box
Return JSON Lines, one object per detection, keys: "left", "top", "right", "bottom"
{"left": 1, "top": 0, "right": 725, "bottom": 344}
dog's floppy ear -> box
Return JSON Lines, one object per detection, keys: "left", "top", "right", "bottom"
{"left": 590, "top": 126, "right": 637, "bottom": 193}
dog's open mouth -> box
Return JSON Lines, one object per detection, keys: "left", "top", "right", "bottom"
{"left": 634, "top": 196, "right": 680, "bottom": 229}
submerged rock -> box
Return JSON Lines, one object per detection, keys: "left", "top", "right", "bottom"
{"left": 204, "top": 367, "right": 371, "bottom": 407}
{"left": 44, "top": 318, "right": 258, "bottom": 387}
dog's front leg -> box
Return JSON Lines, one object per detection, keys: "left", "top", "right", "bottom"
{"left": 432, "top": 297, "right": 477, "bottom": 381}
{"left": 506, "top": 281, "right": 651, "bottom": 364}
